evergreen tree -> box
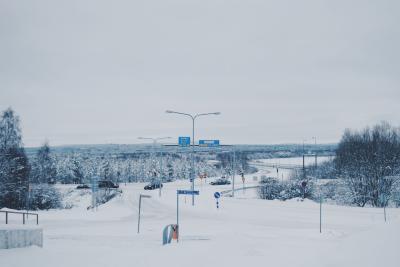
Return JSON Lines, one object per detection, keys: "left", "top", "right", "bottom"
{"left": 72, "top": 158, "right": 84, "bottom": 184}
{"left": 0, "top": 108, "right": 30, "bottom": 209}
{"left": 31, "top": 142, "right": 57, "bottom": 184}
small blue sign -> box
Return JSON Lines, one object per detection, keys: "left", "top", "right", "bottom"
{"left": 177, "top": 190, "right": 199, "bottom": 195}
{"left": 199, "top": 140, "right": 220, "bottom": 147}
{"left": 178, "top": 137, "right": 191, "bottom": 147}
{"left": 214, "top": 192, "right": 221, "bottom": 199}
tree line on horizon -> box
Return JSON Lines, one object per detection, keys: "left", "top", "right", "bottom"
{"left": 1, "top": 107, "right": 400, "bottom": 210}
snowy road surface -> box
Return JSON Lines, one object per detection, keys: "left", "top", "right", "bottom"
{"left": 249, "top": 156, "right": 332, "bottom": 181}
{"left": 1, "top": 179, "right": 399, "bottom": 267}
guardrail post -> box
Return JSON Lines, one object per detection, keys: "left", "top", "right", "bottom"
{"left": 5, "top": 211, "right": 8, "bottom": 224}
{"left": 23, "top": 213, "right": 25, "bottom": 224}
{"left": 36, "top": 214, "right": 39, "bottom": 225}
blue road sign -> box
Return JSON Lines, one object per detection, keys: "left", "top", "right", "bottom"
{"left": 177, "top": 190, "right": 199, "bottom": 195}
{"left": 214, "top": 192, "right": 221, "bottom": 199}
{"left": 199, "top": 140, "right": 220, "bottom": 147}
{"left": 178, "top": 137, "right": 191, "bottom": 147}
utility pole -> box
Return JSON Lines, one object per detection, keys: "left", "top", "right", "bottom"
{"left": 312, "top": 136, "right": 317, "bottom": 168}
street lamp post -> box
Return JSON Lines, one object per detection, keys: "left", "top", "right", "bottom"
{"left": 138, "top": 136, "right": 172, "bottom": 197}
{"left": 302, "top": 139, "right": 307, "bottom": 178}
{"left": 166, "top": 110, "right": 221, "bottom": 206}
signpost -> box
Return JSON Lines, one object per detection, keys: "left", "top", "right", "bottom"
{"left": 178, "top": 137, "right": 191, "bottom": 147}
{"left": 301, "top": 181, "right": 307, "bottom": 200}
{"left": 241, "top": 172, "right": 245, "bottom": 192}
{"left": 379, "top": 194, "right": 387, "bottom": 222}
{"left": 137, "top": 194, "right": 151, "bottom": 234}
{"left": 214, "top": 192, "right": 221, "bottom": 209}
{"left": 176, "top": 190, "right": 199, "bottom": 241}
{"left": 199, "top": 140, "right": 220, "bottom": 147}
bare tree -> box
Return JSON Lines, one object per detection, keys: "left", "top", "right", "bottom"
{"left": 335, "top": 122, "right": 400, "bottom": 207}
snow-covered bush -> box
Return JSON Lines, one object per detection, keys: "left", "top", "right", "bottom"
{"left": 258, "top": 177, "right": 315, "bottom": 201}
{"left": 96, "top": 189, "right": 121, "bottom": 205}
{"left": 390, "top": 178, "right": 400, "bottom": 207}
{"left": 258, "top": 177, "right": 283, "bottom": 200}
{"left": 29, "top": 184, "right": 62, "bottom": 210}
{"left": 281, "top": 179, "right": 315, "bottom": 200}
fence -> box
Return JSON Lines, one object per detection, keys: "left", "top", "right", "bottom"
{"left": 0, "top": 210, "right": 39, "bottom": 225}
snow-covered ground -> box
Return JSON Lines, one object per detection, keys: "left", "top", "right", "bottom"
{"left": 1, "top": 178, "right": 399, "bottom": 267}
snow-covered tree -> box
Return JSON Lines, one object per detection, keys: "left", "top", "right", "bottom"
{"left": 335, "top": 122, "right": 400, "bottom": 207}
{"left": 31, "top": 142, "right": 57, "bottom": 184}
{"left": 0, "top": 108, "right": 30, "bottom": 209}
{"left": 28, "top": 142, "right": 61, "bottom": 210}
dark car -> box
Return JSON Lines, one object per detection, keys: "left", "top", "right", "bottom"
{"left": 98, "top": 180, "right": 119, "bottom": 189}
{"left": 76, "top": 184, "right": 90, "bottom": 189}
{"left": 210, "top": 178, "right": 231, "bottom": 185}
{"left": 144, "top": 183, "right": 163, "bottom": 190}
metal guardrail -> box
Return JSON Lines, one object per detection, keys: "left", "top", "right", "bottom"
{"left": 250, "top": 162, "right": 307, "bottom": 170}
{"left": 220, "top": 185, "right": 261, "bottom": 196}
{"left": 0, "top": 210, "right": 39, "bottom": 225}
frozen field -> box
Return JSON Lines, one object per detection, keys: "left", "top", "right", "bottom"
{"left": 1, "top": 178, "right": 399, "bottom": 267}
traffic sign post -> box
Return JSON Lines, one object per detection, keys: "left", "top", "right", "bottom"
{"left": 301, "top": 181, "right": 307, "bottom": 200}
{"left": 176, "top": 190, "right": 199, "bottom": 241}
{"left": 214, "top": 192, "right": 221, "bottom": 209}
{"left": 241, "top": 172, "right": 245, "bottom": 191}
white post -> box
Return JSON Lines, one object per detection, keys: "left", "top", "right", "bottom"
{"left": 137, "top": 195, "right": 142, "bottom": 233}
{"left": 137, "top": 194, "right": 151, "bottom": 234}
{"left": 232, "top": 150, "right": 236, "bottom": 197}
{"left": 191, "top": 116, "right": 195, "bottom": 206}
{"left": 320, "top": 193, "right": 322, "bottom": 233}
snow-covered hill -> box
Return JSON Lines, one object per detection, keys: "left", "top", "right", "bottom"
{"left": 1, "top": 179, "right": 399, "bottom": 267}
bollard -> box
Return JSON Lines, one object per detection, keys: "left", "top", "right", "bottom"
{"left": 162, "top": 224, "right": 179, "bottom": 245}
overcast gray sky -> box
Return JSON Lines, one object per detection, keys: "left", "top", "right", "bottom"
{"left": 1, "top": 0, "right": 399, "bottom": 147}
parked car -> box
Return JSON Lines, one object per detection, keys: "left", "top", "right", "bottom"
{"left": 144, "top": 182, "right": 163, "bottom": 190}
{"left": 163, "top": 177, "right": 174, "bottom": 183}
{"left": 98, "top": 180, "right": 119, "bottom": 189}
{"left": 210, "top": 178, "right": 231, "bottom": 185}
{"left": 76, "top": 184, "right": 90, "bottom": 189}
